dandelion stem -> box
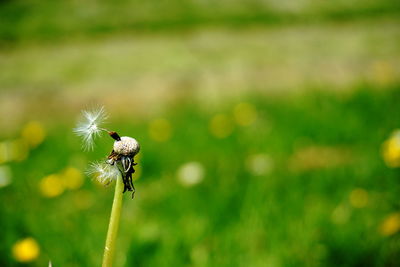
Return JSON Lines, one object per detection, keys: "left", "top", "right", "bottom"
{"left": 102, "top": 174, "right": 124, "bottom": 267}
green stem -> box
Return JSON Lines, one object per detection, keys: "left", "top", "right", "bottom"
{"left": 102, "top": 175, "right": 124, "bottom": 267}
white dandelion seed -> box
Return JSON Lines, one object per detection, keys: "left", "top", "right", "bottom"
{"left": 74, "top": 106, "right": 108, "bottom": 150}
{"left": 88, "top": 162, "right": 120, "bottom": 186}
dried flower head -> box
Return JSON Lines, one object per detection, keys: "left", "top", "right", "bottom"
{"left": 107, "top": 132, "right": 139, "bottom": 197}
{"left": 74, "top": 107, "right": 140, "bottom": 198}
{"left": 113, "top": 136, "right": 140, "bottom": 156}
{"left": 74, "top": 106, "right": 107, "bottom": 151}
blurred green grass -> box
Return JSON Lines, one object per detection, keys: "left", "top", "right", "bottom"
{"left": 1, "top": 0, "right": 400, "bottom": 266}
{"left": 1, "top": 85, "right": 400, "bottom": 266}
{"left": 0, "top": 0, "right": 400, "bottom": 43}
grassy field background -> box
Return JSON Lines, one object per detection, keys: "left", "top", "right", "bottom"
{"left": 0, "top": 0, "right": 400, "bottom": 266}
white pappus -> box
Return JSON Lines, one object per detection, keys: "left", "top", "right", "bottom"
{"left": 73, "top": 106, "right": 107, "bottom": 151}
{"left": 74, "top": 106, "right": 140, "bottom": 198}
{"left": 87, "top": 162, "right": 120, "bottom": 186}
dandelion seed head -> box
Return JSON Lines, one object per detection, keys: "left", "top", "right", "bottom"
{"left": 74, "top": 106, "right": 107, "bottom": 151}
{"left": 113, "top": 136, "right": 140, "bottom": 156}
{"left": 88, "top": 162, "right": 120, "bottom": 186}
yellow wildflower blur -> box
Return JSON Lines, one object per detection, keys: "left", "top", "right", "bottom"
{"left": 382, "top": 130, "right": 400, "bottom": 168}
{"left": 12, "top": 237, "right": 40, "bottom": 263}
{"left": 233, "top": 102, "right": 257, "bottom": 126}
{"left": 0, "top": 139, "right": 29, "bottom": 163}
{"left": 21, "top": 121, "right": 46, "bottom": 148}
{"left": 10, "top": 139, "right": 29, "bottom": 162}
{"left": 0, "top": 141, "right": 11, "bottom": 164}
{"left": 349, "top": 188, "right": 369, "bottom": 208}
{"left": 149, "top": 119, "right": 172, "bottom": 142}
{"left": 0, "top": 121, "right": 45, "bottom": 164}
{"left": 380, "top": 213, "right": 400, "bottom": 236}
{"left": 209, "top": 114, "right": 233, "bottom": 138}
{"left": 39, "top": 174, "right": 65, "bottom": 198}
{"left": 289, "top": 145, "right": 352, "bottom": 171}
{"left": 61, "top": 167, "right": 84, "bottom": 190}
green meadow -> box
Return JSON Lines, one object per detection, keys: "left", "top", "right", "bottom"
{"left": 0, "top": 0, "right": 400, "bottom": 266}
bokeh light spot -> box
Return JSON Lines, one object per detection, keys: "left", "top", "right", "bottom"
{"left": 149, "top": 119, "right": 172, "bottom": 142}
{"left": 12, "top": 237, "right": 40, "bottom": 263}
{"left": 380, "top": 213, "right": 400, "bottom": 237}
{"left": 382, "top": 130, "right": 400, "bottom": 168}
{"left": 0, "top": 139, "right": 30, "bottom": 163}
{"left": 61, "top": 167, "right": 84, "bottom": 190}
{"left": 177, "top": 161, "right": 205, "bottom": 187}
{"left": 0, "top": 141, "right": 12, "bottom": 164}
{"left": 349, "top": 188, "right": 368, "bottom": 208}
{"left": 209, "top": 114, "right": 233, "bottom": 138}
{"left": 246, "top": 153, "right": 273, "bottom": 176}
{"left": 0, "top": 165, "right": 12, "bottom": 188}
{"left": 39, "top": 174, "right": 65, "bottom": 198}
{"left": 11, "top": 139, "right": 29, "bottom": 162}
{"left": 331, "top": 204, "right": 350, "bottom": 225}
{"left": 21, "top": 121, "right": 46, "bottom": 148}
{"left": 290, "top": 145, "right": 352, "bottom": 171}
{"left": 233, "top": 102, "right": 257, "bottom": 126}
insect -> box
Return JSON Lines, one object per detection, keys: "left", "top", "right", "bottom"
{"left": 107, "top": 131, "right": 140, "bottom": 198}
